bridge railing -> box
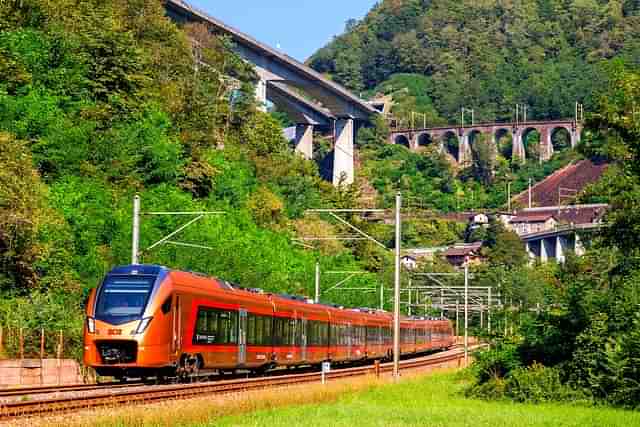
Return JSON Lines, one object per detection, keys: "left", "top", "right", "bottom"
{"left": 520, "top": 222, "right": 603, "bottom": 240}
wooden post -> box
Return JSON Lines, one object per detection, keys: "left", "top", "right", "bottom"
{"left": 19, "top": 328, "right": 24, "bottom": 386}
{"left": 19, "top": 328, "right": 24, "bottom": 360}
{"left": 59, "top": 330, "right": 63, "bottom": 358}
{"left": 40, "top": 328, "right": 45, "bottom": 359}
{"left": 57, "top": 330, "right": 63, "bottom": 385}
{"left": 40, "top": 328, "right": 45, "bottom": 385}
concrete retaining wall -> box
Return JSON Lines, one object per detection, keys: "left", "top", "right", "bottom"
{"left": 0, "top": 359, "right": 83, "bottom": 386}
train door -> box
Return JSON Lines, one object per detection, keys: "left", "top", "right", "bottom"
{"left": 238, "top": 309, "right": 247, "bottom": 365}
{"left": 347, "top": 322, "right": 352, "bottom": 359}
{"left": 172, "top": 294, "right": 181, "bottom": 356}
{"left": 301, "top": 317, "right": 307, "bottom": 361}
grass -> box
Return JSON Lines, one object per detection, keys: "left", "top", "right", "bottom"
{"left": 213, "top": 372, "right": 639, "bottom": 427}
{"left": 32, "top": 370, "right": 639, "bottom": 427}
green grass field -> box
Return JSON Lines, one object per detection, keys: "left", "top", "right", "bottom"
{"left": 211, "top": 372, "right": 639, "bottom": 427}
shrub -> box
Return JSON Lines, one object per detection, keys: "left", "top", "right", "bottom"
{"left": 505, "top": 363, "right": 589, "bottom": 404}
{"left": 471, "top": 343, "right": 522, "bottom": 384}
{"left": 466, "top": 377, "right": 508, "bottom": 400}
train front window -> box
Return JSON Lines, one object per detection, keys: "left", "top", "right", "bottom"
{"left": 95, "top": 275, "right": 156, "bottom": 325}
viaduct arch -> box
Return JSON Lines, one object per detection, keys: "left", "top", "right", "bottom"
{"left": 389, "top": 120, "right": 581, "bottom": 165}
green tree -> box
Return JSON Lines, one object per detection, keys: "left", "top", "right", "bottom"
{"left": 483, "top": 218, "right": 528, "bottom": 268}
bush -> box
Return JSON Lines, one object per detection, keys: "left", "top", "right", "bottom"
{"left": 466, "top": 377, "right": 508, "bottom": 400}
{"left": 504, "top": 364, "right": 589, "bottom": 404}
{"left": 471, "top": 343, "right": 522, "bottom": 384}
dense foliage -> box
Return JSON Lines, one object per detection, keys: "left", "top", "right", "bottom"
{"left": 309, "top": 0, "right": 640, "bottom": 124}
{"left": 0, "top": 0, "right": 395, "bottom": 358}
{"left": 467, "top": 62, "right": 640, "bottom": 408}
{"left": 312, "top": 0, "right": 630, "bottom": 212}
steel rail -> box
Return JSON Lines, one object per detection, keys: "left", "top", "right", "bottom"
{"left": 0, "top": 381, "right": 145, "bottom": 399}
{"left": 0, "top": 348, "right": 468, "bottom": 419}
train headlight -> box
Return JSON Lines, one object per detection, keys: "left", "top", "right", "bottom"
{"left": 134, "top": 317, "right": 153, "bottom": 335}
{"left": 86, "top": 317, "right": 96, "bottom": 334}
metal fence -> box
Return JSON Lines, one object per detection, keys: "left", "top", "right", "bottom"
{"left": 0, "top": 327, "right": 79, "bottom": 361}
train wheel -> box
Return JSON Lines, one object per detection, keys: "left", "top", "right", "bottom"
{"left": 190, "top": 356, "right": 203, "bottom": 383}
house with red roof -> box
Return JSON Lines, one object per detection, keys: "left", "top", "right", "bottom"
{"left": 508, "top": 214, "right": 558, "bottom": 236}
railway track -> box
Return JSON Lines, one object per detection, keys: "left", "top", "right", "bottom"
{"left": 0, "top": 381, "right": 146, "bottom": 399}
{"left": 0, "top": 348, "right": 467, "bottom": 420}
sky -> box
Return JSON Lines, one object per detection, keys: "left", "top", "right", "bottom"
{"left": 185, "top": 1, "right": 378, "bottom": 62}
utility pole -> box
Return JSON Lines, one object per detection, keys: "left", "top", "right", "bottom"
{"left": 424, "top": 293, "right": 428, "bottom": 316}
{"left": 575, "top": 102, "right": 584, "bottom": 123}
{"left": 393, "top": 192, "right": 402, "bottom": 378}
{"left": 129, "top": 195, "right": 224, "bottom": 267}
{"left": 408, "top": 280, "right": 412, "bottom": 316}
{"left": 455, "top": 299, "right": 460, "bottom": 338}
{"left": 315, "top": 262, "right": 320, "bottom": 303}
{"left": 516, "top": 104, "right": 528, "bottom": 123}
{"left": 488, "top": 287, "right": 492, "bottom": 334}
{"left": 464, "top": 263, "right": 469, "bottom": 367}
{"left": 131, "top": 195, "right": 141, "bottom": 265}
{"left": 461, "top": 107, "right": 475, "bottom": 127}
{"left": 504, "top": 298, "right": 509, "bottom": 337}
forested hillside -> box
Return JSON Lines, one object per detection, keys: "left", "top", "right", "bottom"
{"left": 2, "top": 0, "right": 448, "bottom": 356}
{"left": 309, "top": 0, "right": 640, "bottom": 124}
{"left": 309, "top": 0, "right": 638, "bottom": 211}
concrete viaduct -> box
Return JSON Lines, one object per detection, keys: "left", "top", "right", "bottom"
{"left": 389, "top": 120, "right": 582, "bottom": 164}
{"left": 165, "top": 0, "right": 378, "bottom": 186}
{"left": 521, "top": 223, "right": 602, "bottom": 263}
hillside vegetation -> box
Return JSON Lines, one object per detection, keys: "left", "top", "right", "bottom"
{"left": 309, "top": 0, "right": 639, "bottom": 210}
{"left": 1, "top": 0, "right": 431, "bottom": 356}
{"left": 2, "top": 5, "right": 640, "bottom": 413}
{"left": 310, "top": 0, "right": 640, "bottom": 124}
{"left": 312, "top": 0, "right": 640, "bottom": 409}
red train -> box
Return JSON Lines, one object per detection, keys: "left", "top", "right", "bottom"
{"left": 84, "top": 265, "right": 455, "bottom": 380}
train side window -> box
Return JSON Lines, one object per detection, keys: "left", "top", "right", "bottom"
{"left": 247, "top": 314, "right": 256, "bottom": 345}
{"left": 281, "top": 319, "right": 291, "bottom": 346}
{"left": 161, "top": 296, "right": 172, "bottom": 315}
{"left": 273, "top": 317, "right": 285, "bottom": 346}
{"left": 254, "top": 315, "right": 262, "bottom": 345}
{"left": 263, "top": 316, "right": 272, "bottom": 346}
{"left": 308, "top": 321, "right": 316, "bottom": 346}
{"left": 246, "top": 313, "right": 271, "bottom": 346}
{"left": 193, "top": 307, "right": 238, "bottom": 345}
{"left": 218, "top": 311, "right": 238, "bottom": 344}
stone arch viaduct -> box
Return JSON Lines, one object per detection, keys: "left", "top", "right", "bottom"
{"left": 389, "top": 120, "right": 582, "bottom": 164}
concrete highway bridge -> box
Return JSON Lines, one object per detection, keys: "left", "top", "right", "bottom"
{"left": 389, "top": 120, "right": 582, "bottom": 165}
{"left": 522, "top": 223, "right": 601, "bottom": 263}
{"left": 165, "top": 0, "right": 378, "bottom": 186}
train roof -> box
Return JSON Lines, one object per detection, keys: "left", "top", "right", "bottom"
{"left": 107, "top": 265, "right": 451, "bottom": 324}
{"left": 108, "top": 264, "right": 169, "bottom": 276}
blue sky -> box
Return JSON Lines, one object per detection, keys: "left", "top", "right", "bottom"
{"left": 185, "top": 1, "right": 378, "bottom": 61}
